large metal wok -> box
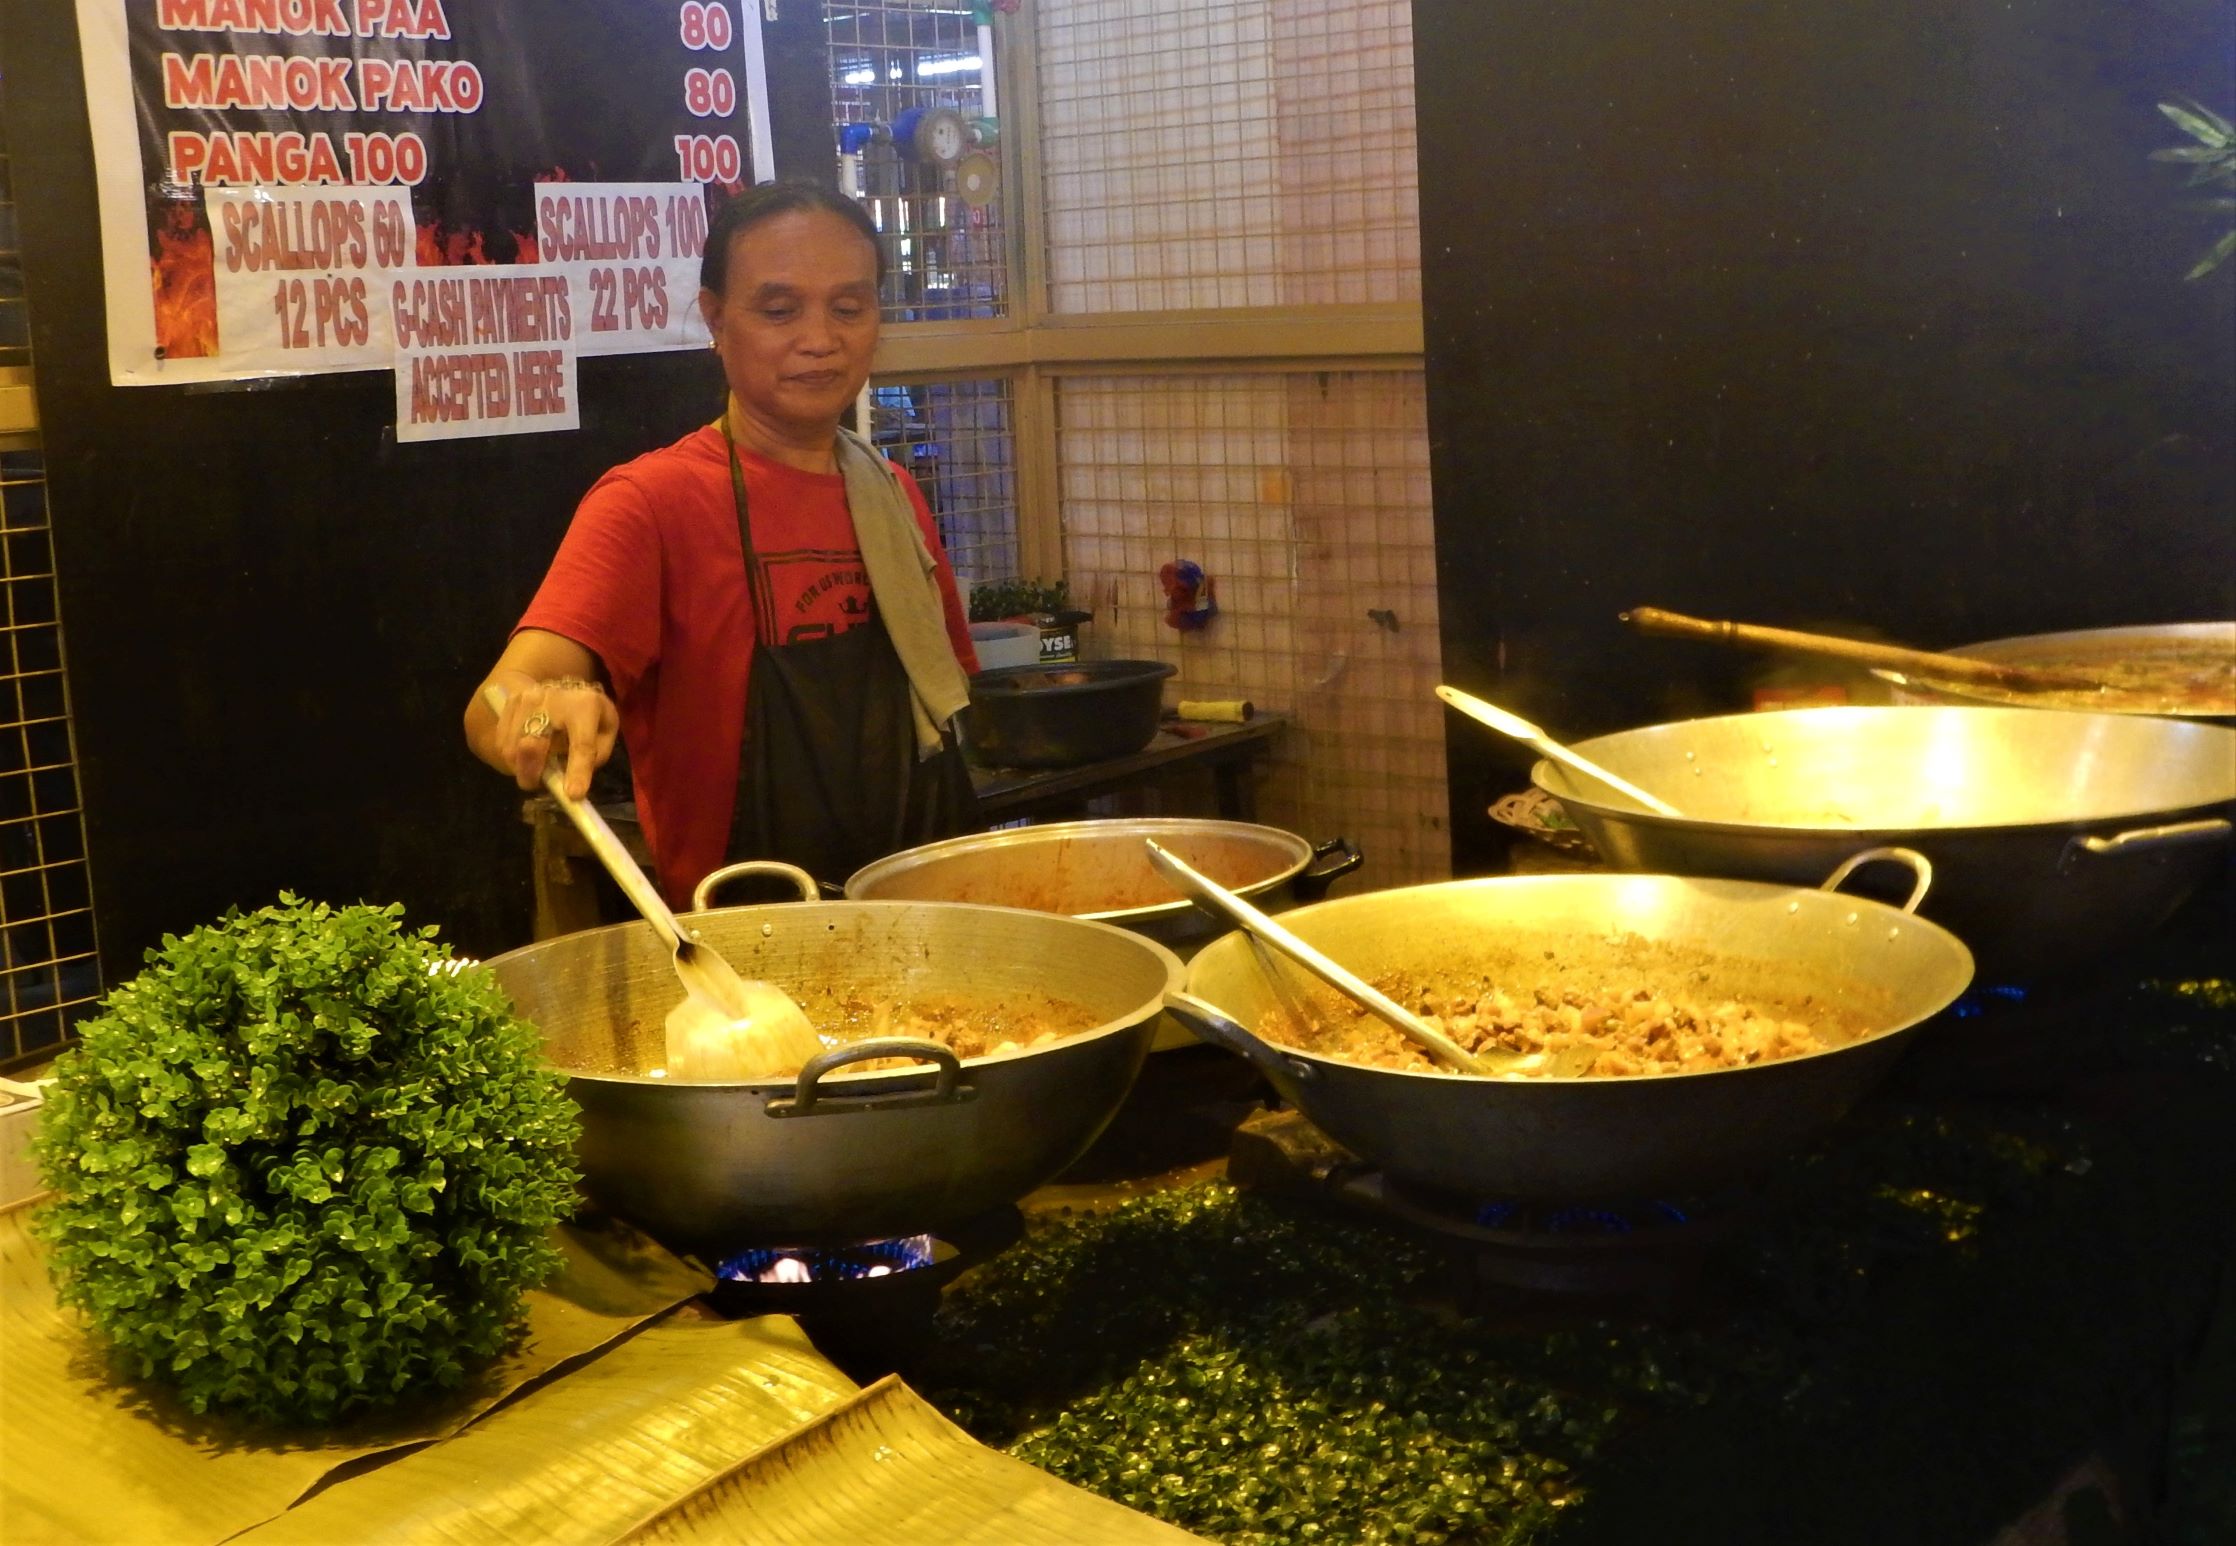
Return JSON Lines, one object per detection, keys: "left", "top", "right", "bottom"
{"left": 1875, "top": 621, "right": 2236, "bottom": 722}
{"left": 484, "top": 863, "right": 1183, "bottom": 1257}
{"left": 1165, "top": 854, "right": 1973, "bottom": 1202}
{"left": 1535, "top": 707, "right": 2236, "bottom": 980}
{"left": 845, "top": 817, "right": 1363, "bottom": 956}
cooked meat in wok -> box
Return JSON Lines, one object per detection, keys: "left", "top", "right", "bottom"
{"left": 1259, "top": 945, "right": 1874, "bottom": 1078}
{"left": 797, "top": 989, "right": 1105, "bottom": 1066}
{"left": 575, "top": 988, "right": 1106, "bottom": 1081}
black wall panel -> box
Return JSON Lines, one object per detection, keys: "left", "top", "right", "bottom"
{"left": 0, "top": 2, "right": 836, "bottom": 974}
{"left": 1415, "top": 0, "right": 2236, "bottom": 869}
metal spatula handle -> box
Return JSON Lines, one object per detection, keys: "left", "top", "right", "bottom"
{"left": 1435, "top": 685, "right": 1683, "bottom": 817}
{"left": 1145, "top": 840, "right": 1494, "bottom": 1076}
{"left": 483, "top": 682, "right": 689, "bottom": 953}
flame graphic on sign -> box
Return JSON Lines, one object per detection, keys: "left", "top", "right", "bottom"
{"left": 150, "top": 217, "right": 218, "bottom": 359}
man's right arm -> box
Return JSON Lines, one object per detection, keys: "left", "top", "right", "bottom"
{"left": 463, "top": 628, "right": 619, "bottom": 802}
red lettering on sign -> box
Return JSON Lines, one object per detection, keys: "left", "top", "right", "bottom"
{"left": 168, "top": 130, "right": 348, "bottom": 186}
{"left": 512, "top": 349, "right": 568, "bottom": 416}
{"left": 355, "top": 58, "right": 482, "bottom": 113}
{"left": 163, "top": 52, "right": 358, "bottom": 110}
{"left": 158, "top": 0, "right": 350, "bottom": 36}
{"left": 355, "top": 0, "right": 450, "bottom": 40}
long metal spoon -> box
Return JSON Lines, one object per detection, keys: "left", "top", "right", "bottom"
{"left": 1434, "top": 684, "right": 1683, "bottom": 817}
{"left": 482, "top": 685, "right": 820, "bottom": 1078}
{"left": 1144, "top": 839, "right": 1505, "bottom": 1076}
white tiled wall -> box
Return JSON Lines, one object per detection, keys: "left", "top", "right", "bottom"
{"left": 1058, "top": 372, "right": 1449, "bottom": 884}
{"left": 1037, "top": 0, "right": 1446, "bottom": 882}
{"left": 1037, "top": 0, "right": 1420, "bottom": 313}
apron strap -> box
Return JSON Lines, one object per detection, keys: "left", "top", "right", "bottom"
{"left": 721, "top": 416, "right": 781, "bottom": 650}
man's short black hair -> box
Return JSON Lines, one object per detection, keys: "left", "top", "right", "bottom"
{"left": 699, "top": 180, "right": 885, "bottom": 296}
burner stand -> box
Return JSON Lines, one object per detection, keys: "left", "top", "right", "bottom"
{"left": 1231, "top": 1107, "right": 1763, "bottom": 1308}
{"left": 703, "top": 1205, "right": 1022, "bottom": 1382}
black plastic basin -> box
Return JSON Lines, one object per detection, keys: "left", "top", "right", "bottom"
{"left": 962, "top": 660, "right": 1179, "bottom": 769}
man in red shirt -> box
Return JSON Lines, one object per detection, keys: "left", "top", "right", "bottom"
{"left": 464, "top": 182, "right": 981, "bottom": 906}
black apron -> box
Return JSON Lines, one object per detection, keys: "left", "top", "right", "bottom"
{"left": 721, "top": 422, "right": 980, "bottom": 888}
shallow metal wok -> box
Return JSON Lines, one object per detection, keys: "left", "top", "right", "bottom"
{"left": 845, "top": 817, "right": 1363, "bottom": 955}
{"left": 1875, "top": 621, "right": 2236, "bottom": 723}
{"left": 484, "top": 862, "right": 1183, "bottom": 1257}
{"left": 1166, "top": 853, "right": 1973, "bottom": 1202}
{"left": 1534, "top": 706, "right": 2236, "bottom": 980}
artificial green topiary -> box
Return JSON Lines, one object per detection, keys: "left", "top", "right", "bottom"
{"left": 32, "top": 896, "right": 581, "bottom": 1426}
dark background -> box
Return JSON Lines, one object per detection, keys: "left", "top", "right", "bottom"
{"left": 0, "top": 1, "right": 835, "bottom": 977}
{"left": 1416, "top": 0, "right": 2236, "bottom": 869}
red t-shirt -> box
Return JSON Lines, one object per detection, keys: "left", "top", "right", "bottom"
{"left": 518, "top": 423, "right": 979, "bottom": 906}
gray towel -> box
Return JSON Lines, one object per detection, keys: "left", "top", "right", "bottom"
{"left": 834, "top": 427, "right": 973, "bottom": 757}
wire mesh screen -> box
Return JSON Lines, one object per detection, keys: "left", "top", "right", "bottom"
{"left": 869, "top": 376, "right": 1021, "bottom": 590}
{"left": 828, "top": 0, "right": 1009, "bottom": 320}
{"left": 1057, "top": 370, "right": 1447, "bottom": 882}
{"left": 0, "top": 103, "right": 101, "bottom": 1065}
{"left": 0, "top": 450, "right": 100, "bottom": 1064}
{"left": 1036, "top": 0, "right": 1420, "bottom": 313}
{"left": 0, "top": 138, "right": 26, "bottom": 369}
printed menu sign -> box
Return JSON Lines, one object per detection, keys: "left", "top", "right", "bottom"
{"left": 74, "top": 0, "right": 774, "bottom": 438}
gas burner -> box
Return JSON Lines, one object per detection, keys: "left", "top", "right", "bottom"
{"left": 1347, "top": 1172, "right": 1761, "bottom": 1301}
{"left": 1949, "top": 983, "right": 2032, "bottom": 1020}
{"left": 719, "top": 1234, "right": 939, "bottom": 1284}
{"left": 702, "top": 1206, "right": 1022, "bottom": 1382}
{"left": 1231, "top": 1107, "right": 1764, "bottom": 1305}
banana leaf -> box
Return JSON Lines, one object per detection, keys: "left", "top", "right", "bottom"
{"left": 0, "top": 1199, "right": 710, "bottom": 1545}
{"left": 617, "top": 1375, "right": 1205, "bottom": 1544}
{"left": 232, "top": 1313, "right": 862, "bottom": 1545}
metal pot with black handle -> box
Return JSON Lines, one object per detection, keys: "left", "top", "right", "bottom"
{"left": 483, "top": 861, "right": 1183, "bottom": 1257}
{"left": 1166, "top": 851, "right": 1974, "bottom": 1202}
{"left": 1531, "top": 706, "right": 2235, "bottom": 980}
{"left": 844, "top": 816, "right": 1362, "bottom": 956}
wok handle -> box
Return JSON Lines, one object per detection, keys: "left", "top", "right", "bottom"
{"left": 1820, "top": 846, "right": 1935, "bottom": 914}
{"left": 1292, "top": 837, "right": 1364, "bottom": 901}
{"left": 766, "top": 1038, "right": 975, "bottom": 1118}
{"left": 1162, "top": 991, "right": 1316, "bottom": 1085}
{"left": 692, "top": 860, "right": 822, "bottom": 912}
{"left": 2059, "top": 819, "right": 2232, "bottom": 874}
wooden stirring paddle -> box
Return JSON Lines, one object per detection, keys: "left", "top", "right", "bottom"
{"left": 1622, "top": 607, "right": 2102, "bottom": 693}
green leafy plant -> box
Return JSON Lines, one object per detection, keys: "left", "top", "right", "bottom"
{"left": 2152, "top": 97, "right": 2236, "bottom": 279}
{"left": 31, "top": 896, "right": 581, "bottom": 1426}
{"left": 969, "top": 577, "right": 1070, "bottom": 623}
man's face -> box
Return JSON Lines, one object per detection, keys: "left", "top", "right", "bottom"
{"left": 699, "top": 209, "right": 880, "bottom": 440}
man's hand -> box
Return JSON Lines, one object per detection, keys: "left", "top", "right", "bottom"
{"left": 466, "top": 630, "right": 618, "bottom": 801}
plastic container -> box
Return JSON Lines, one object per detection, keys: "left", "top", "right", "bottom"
{"left": 968, "top": 620, "right": 1043, "bottom": 672}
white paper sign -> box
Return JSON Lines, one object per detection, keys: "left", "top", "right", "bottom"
{"left": 207, "top": 187, "right": 417, "bottom": 373}
{"left": 391, "top": 263, "right": 580, "bottom": 442}
{"left": 534, "top": 182, "right": 712, "bottom": 355}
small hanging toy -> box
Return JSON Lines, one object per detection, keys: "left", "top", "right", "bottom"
{"left": 1159, "top": 559, "right": 1218, "bottom": 632}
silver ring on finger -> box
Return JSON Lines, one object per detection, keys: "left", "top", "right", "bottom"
{"left": 521, "top": 710, "right": 554, "bottom": 739}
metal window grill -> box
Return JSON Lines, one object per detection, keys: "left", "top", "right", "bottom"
{"left": 828, "top": 1, "right": 1009, "bottom": 320}
{"left": 869, "top": 376, "right": 1021, "bottom": 590}
{"left": 1036, "top": 0, "right": 1420, "bottom": 313}
{"left": 1056, "top": 370, "right": 1448, "bottom": 882}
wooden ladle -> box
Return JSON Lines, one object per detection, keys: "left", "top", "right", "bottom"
{"left": 1621, "top": 606, "right": 2103, "bottom": 693}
